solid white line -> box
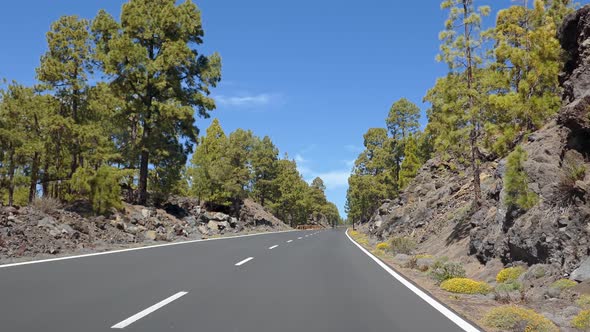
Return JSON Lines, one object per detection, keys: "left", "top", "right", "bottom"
{"left": 0, "top": 229, "right": 298, "bottom": 269}
{"left": 111, "top": 291, "right": 188, "bottom": 329}
{"left": 286, "top": 240, "right": 293, "bottom": 243}
{"left": 345, "top": 229, "right": 480, "bottom": 332}
{"left": 268, "top": 245, "right": 278, "bottom": 250}
{"left": 235, "top": 257, "right": 254, "bottom": 266}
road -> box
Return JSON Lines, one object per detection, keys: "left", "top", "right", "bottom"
{"left": 0, "top": 228, "right": 479, "bottom": 331}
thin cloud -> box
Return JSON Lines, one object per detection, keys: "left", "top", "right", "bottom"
{"left": 215, "top": 93, "right": 283, "bottom": 108}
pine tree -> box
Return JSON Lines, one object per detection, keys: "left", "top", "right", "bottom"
{"left": 37, "top": 15, "right": 93, "bottom": 177}
{"left": 188, "top": 119, "right": 231, "bottom": 206}
{"left": 386, "top": 98, "right": 421, "bottom": 183}
{"left": 92, "top": 0, "right": 222, "bottom": 204}
{"left": 438, "top": 0, "right": 491, "bottom": 206}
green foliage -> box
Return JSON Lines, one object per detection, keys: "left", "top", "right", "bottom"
{"left": 495, "top": 281, "right": 523, "bottom": 293}
{"left": 483, "top": 305, "right": 559, "bottom": 332}
{"left": 440, "top": 277, "right": 492, "bottom": 294}
{"left": 251, "top": 136, "right": 279, "bottom": 206}
{"left": 399, "top": 134, "right": 422, "bottom": 189}
{"left": 504, "top": 146, "right": 539, "bottom": 210}
{"left": 188, "top": 120, "right": 341, "bottom": 225}
{"left": 70, "top": 166, "right": 125, "bottom": 214}
{"left": 577, "top": 295, "right": 590, "bottom": 310}
{"left": 496, "top": 266, "right": 526, "bottom": 283}
{"left": 550, "top": 278, "right": 577, "bottom": 290}
{"left": 386, "top": 98, "right": 420, "bottom": 141}
{"left": 429, "top": 260, "right": 466, "bottom": 284}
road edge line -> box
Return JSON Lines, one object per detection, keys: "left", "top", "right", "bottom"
{"left": 345, "top": 229, "right": 481, "bottom": 332}
{"left": 0, "top": 229, "right": 298, "bottom": 269}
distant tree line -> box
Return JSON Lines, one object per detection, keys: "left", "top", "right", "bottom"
{"left": 346, "top": 0, "right": 573, "bottom": 223}
{"left": 188, "top": 119, "right": 341, "bottom": 226}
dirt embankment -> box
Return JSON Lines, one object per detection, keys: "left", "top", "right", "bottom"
{"left": 0, "top": 197, "right": 290, "bottom": 265}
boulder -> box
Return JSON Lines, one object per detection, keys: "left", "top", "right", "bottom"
{"left": 571, "top": 257, "right": 590, "bottom": 282}
{"left": 393, "top": 254, "right": 411, "bottom": 266}
{"left": 211, "top": 212, "right": 229, "bottom": 221}
{"left": 207, "top": 220, "right": 219, "bottom": 232}
{"left": 197, "top": 225, "right": 209, "bottom": 236}
{"left": 416, "top": 258, "right": 435, "bottom": 271}
{"left": 145, "top": 230, "right": 157, "bottom": 241}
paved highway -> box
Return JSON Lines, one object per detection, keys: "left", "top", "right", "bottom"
{"left": 0, "top": 228, "right": 479, "bottom": 331}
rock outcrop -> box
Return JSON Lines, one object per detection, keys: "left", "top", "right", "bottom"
{"left": 0, "top": 197, "right": 289, "bottom": 262}
{"left": 361, "top": 6, "right": 590, "bottom": 279}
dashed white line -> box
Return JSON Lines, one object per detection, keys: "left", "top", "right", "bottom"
{"left": 298, "top": 237, "right": 303, "bottom": 240}
{"left": 268, "top": 245, "right": 278, "bottom": 250}
{"left": 287, "top": 240, "right": 293, "bottom": 243}
{"left": 111, "top": 291, "right": 188, "bottom": 329}
{"left": 235, "top": 257, "right": 254, "bottom": 266}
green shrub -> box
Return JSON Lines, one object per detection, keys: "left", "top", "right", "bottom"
{"left": 495, "top": 281, "right": 523, "bottom": 293}
{"left": 572, "top": 309, "right": 590, "bottom": 330}
{"left": 440, "top": 278, "right": 492, "bottom": 294}
{"left": 483, "top": 305, "right": 558, "bottom": 332}
{"left": 429, "top": 260, "right": 466, "bottom": 284}
{"left": 496, "top": 266, "right": 526, "bottom": 283}
{"left": 390, "top": 236, "right": 416, "bottom": 254}
{"left": 550, "top": 278, "right": 577, "bottom": 291}
{"left": 577, "top": 295, "right": 590, "bottom": 310}
{"left": 504, "top": 146, "right": 538, "bottom": 210}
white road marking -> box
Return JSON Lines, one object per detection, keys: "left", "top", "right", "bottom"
{"left": 287, "top": 240, "right": 293, "bottom": 243}
{"left": 268, "top": 245, "right": 278, "bottom": 250}
{"left": 0, "top": 230, "right": 298, "bottom": 269}
{"left": 298, "top": 237, "right": 303, "bottom": 240}
{"left": 235, "top": 257, "right": 254, "bottom": 266}
{"left": 345, "top": 230, "right": 480, "bottom": 332}
{"left": 111, "top": 291, "right": 188, "bottom": 329}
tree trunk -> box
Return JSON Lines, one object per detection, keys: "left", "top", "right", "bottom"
{"left": 463, "top": 0, "right": 482, "bottom": 206}
{"left": 41, "top": 159, "right": 49, "bottom": 197}
{"left": 138, "top": 149, "right": 149, "bottom": 205}
{"left": 29, "top": 152, "right": 39, "bottom": 203}
{"left": 7, "top": 150, "right": 15, "bottom": 206}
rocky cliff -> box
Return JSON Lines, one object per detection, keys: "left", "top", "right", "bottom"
{"left": 361, "top": 6, "right": 590, "bottom": 279}
{"left": 0, "top": 197, "right": 290, "bottom": 263}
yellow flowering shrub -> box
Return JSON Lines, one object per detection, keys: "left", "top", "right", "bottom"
{"left": 376, "top": 242, "right": 391, "bottom": 251}
{"left": 439, "top": 278, "right": 492, "bottom": 294}
{"left": 572, "top": 310, "right": 590, "bottom": 330}
{"left": 496, "top": 266, "right": 526, "bottom": 283}
{"left": 414, "top": 254, "right": 434, "bottom": 259}
{"left": 483, "top": 306, "right": 558, "bottom": 332}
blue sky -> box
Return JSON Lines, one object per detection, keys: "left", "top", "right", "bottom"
{"left": 0, "top": 1, "right": 577, "bottom": 217}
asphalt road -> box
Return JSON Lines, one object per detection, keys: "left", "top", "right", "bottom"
{"left": 0, "top": 228, "right": 478, "bottom": 331}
